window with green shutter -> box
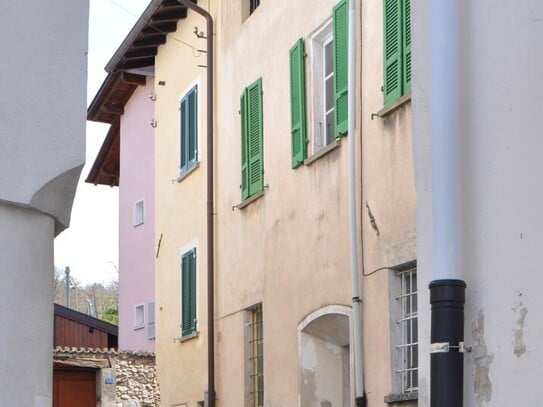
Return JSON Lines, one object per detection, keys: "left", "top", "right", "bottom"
{"left": 333, "top": 0, "right": 348, "bottom": 137}
{"left": 181, "top": 248, "right": 197, "bottom": 337}
{"left": 179, "top": 85, "right": 198, "bottom": 175}
{"left": 383, "top": 0, "right": 411, "bottom": 106}
{"left": 289, "top": 0, "right": 348, "bottom": 165}
{"left": 289, "top": 38, "right": 307, "bottom": 169}
{"left": 240, "top": 78, "right": 264, "bottom": 199}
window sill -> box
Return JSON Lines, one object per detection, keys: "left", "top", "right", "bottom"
{"left": 376, "top": 92, "right": 411, "bottom": 118}
{"left": 235, "top": 190, "right": 265, "bottom": 210}
{"left": 175, "top": 162, "right": 200, "bottom": 183}
{"left": 384, "top": 391, "right": 418, "bottom": 404}
{"left": 133, "top": 325, "right": 144, "bottom": 331}
{"left": 174, "top": 331, "right": 199, "bottom": 343}
{"left": 304, "top": 138, "right": 342, "bottom": 166}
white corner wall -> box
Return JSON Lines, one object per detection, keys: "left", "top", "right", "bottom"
{"left": 413, "top": 1, "right": 543, "bottom": 405}
{"left": 1, "top": 1, "right": 89, "bottom": 234}
{"left": 0, "top": 2, "right": 89, "bottom": 406}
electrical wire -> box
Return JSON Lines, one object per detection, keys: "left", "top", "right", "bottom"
{"left": 108, "top": 0, "right": 203, "bottom": 55}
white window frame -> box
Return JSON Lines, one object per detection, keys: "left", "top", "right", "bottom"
{"left": 134, "top": 304, "right": 145, "bottom": 330}
{"left": 307, "top": 19, "right": 335, "bottom": 156}
{"left": 134, "top": 199, "right": 144, "bottom": 226}
{"left": 390, "top": 265, "right": 418, "bottom": 394}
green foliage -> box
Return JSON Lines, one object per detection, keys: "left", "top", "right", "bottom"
{"left": 100, "top": 307, "right": 119, "bottom": 325}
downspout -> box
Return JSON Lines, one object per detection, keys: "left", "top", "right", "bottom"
{"left": 428, "top": 1, "right": 466, "bottom": 406}
{"left": 347, "top": 1, "right": 366, "bottom": 406}
{"left": 176, "top": 2, "right": 215, "bottom": 407}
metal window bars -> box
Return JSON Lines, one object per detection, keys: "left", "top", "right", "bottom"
{"left": 395, "top": 267, "right": 418, "bottom": 392}
{"left": 248, "top": 305, "right": 263, "bottom": 407}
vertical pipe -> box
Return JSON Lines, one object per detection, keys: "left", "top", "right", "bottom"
{"left": 429, "top": 1, "right": 465, "bottom": 406}
{"left": 177, "top": 2, "right": 215, "bottom": 406}
{"left": 430, "top": 0, "right": 461, "bottom": 281}
{"left": 65, "top": 266, "right": 71, "bottom": 308}
{"left": 347, "top": 1, "right": 365, "bottom": 406}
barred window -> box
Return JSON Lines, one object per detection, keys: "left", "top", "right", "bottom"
{"left": 248, "top": 304, "right": 263, "bottom": 407}
{"left": 395, "top": 267, "right": 418, "bottom": 392}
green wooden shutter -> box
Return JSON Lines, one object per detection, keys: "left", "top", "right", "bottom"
{"left": 187, "top": 249, "right": 197, "bottom": 333}
{"left": 180, "top": 98, "right": 187, "bottom": 171}
{"left": 181, "top": 249, "right": 197, "bottom": 336}
{"left": 333, "top": 0, "right": 348, "bottom": 137}
{"left": 289, "top": 38, "right": 307, "bottom": 169}
{"left": 402, "top": 0, "right": 411, "bottom": 94}
{"left": 188, "top": 87, "right": 198, "bottom": 164}
{"left": 247, "top": 78, "right": 264, "bottom": 196}
{"left": 383, "top": 0, "right": 403, "bottom": 105}
{"left": 240, "top": 89, "right": 249, "bottom": 200}
{"left": 181, "top": 252, "right": 190, "bottom": 336}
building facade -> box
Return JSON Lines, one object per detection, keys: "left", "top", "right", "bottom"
{"left": 101, "top": 0, "right": 417, "bottom": 406}
{"left": 413, "top": 1, "right": 543, "bottom": 405}
{"left": 87, "top": 72, "right": 156, "bottom": 352}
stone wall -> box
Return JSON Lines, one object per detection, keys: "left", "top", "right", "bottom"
{"left": 53, "top": 347, "right": 160, "bottom": 407}
{"left": 116, "top": 351, "right": 160, "bottom": 407}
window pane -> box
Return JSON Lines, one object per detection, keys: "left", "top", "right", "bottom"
{"left": 324, "top": 40, "right": 333, "bottom": 76}
{"left": 325, "top": 111, "right": 335, "bottom": 145}
{"left": 325, "top": 76, "right": 334, "bottom": 112}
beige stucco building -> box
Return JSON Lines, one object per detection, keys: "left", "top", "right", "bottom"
{"left": 104, "top": 0, "right": 417, "bottom": 406}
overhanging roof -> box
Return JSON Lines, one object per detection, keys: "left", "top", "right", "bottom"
{"left": 86, "top": 72, "right": 146, "bottom": 186}
{"left": 86, "top": 0, "right": 194, "bottom": 186}
{"left": 54, "top": 303, "right": 118, "bottom": 337}
{"left": 105, "top": 0, "right": 194, "bottom": 74}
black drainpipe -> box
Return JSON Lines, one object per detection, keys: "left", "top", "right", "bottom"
{"left": 176, "top": 1, "right": 215, "bottom": 406}
{"left": 429, "top": 280, "right": 466, "bottom": 407}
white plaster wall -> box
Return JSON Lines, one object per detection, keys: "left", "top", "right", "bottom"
{"left": 413, "top": 1, "right": 543, "bottom": 405}
{"left": 0, "top": 203, "right": 55, "bottom": 406}
{"left": 0, "top": 1, "right": 89, "bottom": 233}
{"left": 0, "top": 2, "right": 88, "bottom": 405}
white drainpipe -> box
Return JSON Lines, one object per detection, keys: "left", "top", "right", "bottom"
{"left": 429, "top": 2, "right": 466, "bottom": 406}
{"left": 347, "top": 0, "right": 365, "bottom": 405}
{"left": 430, "top": 0, "right": 461, "bottom": 281}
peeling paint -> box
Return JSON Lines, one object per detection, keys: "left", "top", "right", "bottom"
{"left": 513, "top": 307, "right": 528, "bottom": 358}
{"left": 472, "top": 310, "right": 494, "bottom": 406}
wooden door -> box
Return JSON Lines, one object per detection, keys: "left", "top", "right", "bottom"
{"left": 53, "top": 368, "right": 96, "bottom": 407}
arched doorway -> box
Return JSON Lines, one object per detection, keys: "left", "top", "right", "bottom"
{"left": 299, "top": 306, "right": 351, "bottom": 407}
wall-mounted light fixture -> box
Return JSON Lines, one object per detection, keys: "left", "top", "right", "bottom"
{"left": 150, "top": 119, "right": 158, "bottom": 128}
{"left": 149, "top": 92, "right": 156, "bottom": 101}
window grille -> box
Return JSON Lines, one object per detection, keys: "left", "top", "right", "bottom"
{"left": 395, "top": 267, "right": 418, "bottom": 392}
{"left": 248, "top": 304, "right": 263, "bottom": 407}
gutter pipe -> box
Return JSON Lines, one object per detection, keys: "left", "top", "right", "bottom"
{"left": 429, "top": 1, "right": 466, "bottom": 406}
{"left": 177, "top": 2, "right": 215, "bottom": 407}
{"left": 347, "top": 1, "right": 366, "bottom": 406}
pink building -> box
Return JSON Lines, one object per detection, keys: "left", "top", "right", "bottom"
{"left": 87, "top": 72, "right": 155, "bottom": 352}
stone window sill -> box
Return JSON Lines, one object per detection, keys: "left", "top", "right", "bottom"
{"left": 174, "top": 331, "right": 199, "bottom": 343}
{"left": 384, "top": 391, "right": 418, "bottom": 404}
{"left": 375, "top": 92, "right": 411, "bottom": 118}
{"left": 175, "top": 162, "right": 200, "bottom": 183}
{"left": 234, "top": 189, "right": 265, "bottom": 210}
{"left": 304, "top": 138, "right": 342, "bottom": 166}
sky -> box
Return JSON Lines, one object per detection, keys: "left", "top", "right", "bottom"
{"left": 53, "top": 0, "right": 151, "bottom": 286}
